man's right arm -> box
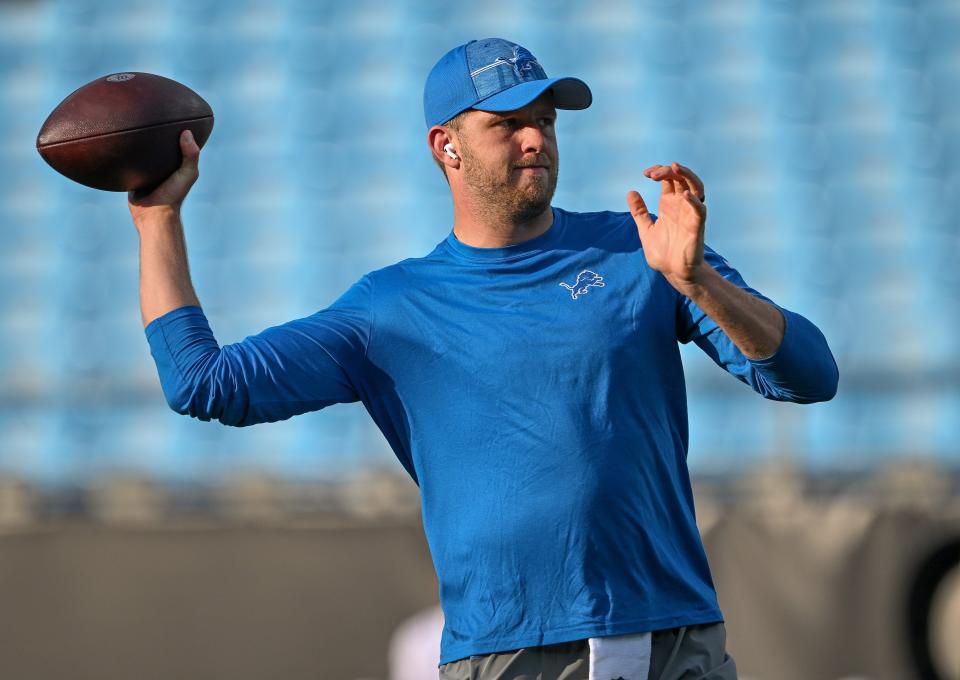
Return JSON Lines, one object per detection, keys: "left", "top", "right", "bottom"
{"left": 144, "top": 287, "right": 372, "bottom": 427}
{"left": 129, "top": 130, "right": 373, "bottom": 427}
{"left": 129, "top": 130, "right": 203, "bottom": 327}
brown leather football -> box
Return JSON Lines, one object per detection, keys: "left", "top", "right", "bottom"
{"left": 36, "top": 72, "right": 214, "bottom": 192}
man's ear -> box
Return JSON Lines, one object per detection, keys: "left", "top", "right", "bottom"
{"left": 428, "top": 125, "right": 460, "bottom": 171}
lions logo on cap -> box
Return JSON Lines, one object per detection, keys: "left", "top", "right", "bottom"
{"left": 507, "top": 46, "right": 540, "bottom": 78}
{"left": 482, "top": 46, "right": 542, "bottom": 81}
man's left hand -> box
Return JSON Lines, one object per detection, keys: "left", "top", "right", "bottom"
{"left": 627, "top": 162, "right": 708, "bottom": 296}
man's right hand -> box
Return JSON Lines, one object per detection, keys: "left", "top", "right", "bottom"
{"left": 128, "top": 129, "right": 201, "bottom": 229}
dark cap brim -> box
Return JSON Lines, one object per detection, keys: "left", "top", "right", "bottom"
{"left": 472, "top": 77, "right": 592, "bottom": 114}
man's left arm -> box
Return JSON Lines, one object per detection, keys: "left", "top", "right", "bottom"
{"left": 676, "top": 263, "right": 785, "bottom": 361}
{"left": 675, "top": 245, "right": 839, "bottom": 403}
{"left": 627, "top": 162, "right": 839, "bottom": 404}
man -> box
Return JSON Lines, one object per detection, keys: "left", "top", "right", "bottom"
{"left": 129, "top": 38, "right": 838, "bottom": 680}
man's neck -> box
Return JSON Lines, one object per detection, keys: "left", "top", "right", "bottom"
{"left": 451, "top": 205, "right": 554, "bottom": 249}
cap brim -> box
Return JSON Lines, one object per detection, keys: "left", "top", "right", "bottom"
{"left": 473, "top": 77, "right": 592, "bottom": 113}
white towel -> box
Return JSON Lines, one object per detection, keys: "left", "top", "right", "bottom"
{"left": 588, "top": 632, "right": 652, "bottom": 680}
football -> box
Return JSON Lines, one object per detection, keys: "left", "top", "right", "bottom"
{"left": 36, "top": 72, "right": 214, "bottom": 192}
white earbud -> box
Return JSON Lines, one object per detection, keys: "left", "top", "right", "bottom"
{"left": 444, "top": 143, "right": 458, "bottom": 160}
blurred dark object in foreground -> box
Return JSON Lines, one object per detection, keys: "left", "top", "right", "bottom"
{"left": 0, "top": 461, "right": 958, "bottom": 680}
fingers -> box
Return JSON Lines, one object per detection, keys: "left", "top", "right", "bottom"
{"left": 643, "top": 164, "right": 680, "bottom": 196}
{"left": 128, "top": 131, "right": 200, "bottom": 209}
{"left": 643, "top": 162, "right": 704, "bottom": 200}
{"left": 671, "top": 161, "right": 704, "bottom": 199}
{"left": 627, "top": 190, "right": 653, "bottom": 232}
{"left": 682, "top": 189, "right": 707, "bottom": 222}
{"left": 179, "top": 129, "right": 200, "bottom": 174}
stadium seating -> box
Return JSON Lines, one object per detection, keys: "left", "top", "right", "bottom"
{"left": 0, "top": 0, "right": 957, "bottom": 486}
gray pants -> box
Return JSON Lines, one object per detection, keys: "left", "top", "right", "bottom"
{"left": 438, "top": 622, "right": 737, "bottom": 680}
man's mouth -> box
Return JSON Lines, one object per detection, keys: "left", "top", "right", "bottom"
{"left": 513, "top": 156, "right": 551, "bottom": 171}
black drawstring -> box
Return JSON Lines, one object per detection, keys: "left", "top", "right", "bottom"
{"left": 654, "top": 626, "right": 687, "bottom": 680}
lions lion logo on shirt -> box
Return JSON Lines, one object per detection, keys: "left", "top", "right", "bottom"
{"left": 559, "top": 270, "right": 605, "bottom": 300}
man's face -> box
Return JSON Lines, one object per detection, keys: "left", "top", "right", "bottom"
{"left": 452, "top": 94, "right": 559, "bottom": 223}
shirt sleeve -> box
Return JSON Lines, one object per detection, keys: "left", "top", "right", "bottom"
{"left": 144, "top": 274, "right": 374, "bottom": 426}
{"left": 675, "top": 245, "right": 839, "bottom": 404}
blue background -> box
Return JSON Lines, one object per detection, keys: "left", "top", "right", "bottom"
{"left": 1, "top": 0, "right": 958, "bottom": 488}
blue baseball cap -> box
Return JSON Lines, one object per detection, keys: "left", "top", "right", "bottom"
{"left": 423, "top": 38, "right": 592, "bottom": 128}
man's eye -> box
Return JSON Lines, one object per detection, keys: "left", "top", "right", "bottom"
{"left": 496, "top": 118, "right": 553, "bottom": 129}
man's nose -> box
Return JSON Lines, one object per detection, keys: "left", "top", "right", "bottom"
{"left": 519, "top": 124, "right": 545, "bottom": 154}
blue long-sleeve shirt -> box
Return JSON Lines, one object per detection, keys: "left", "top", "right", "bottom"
{"left": 146, "top": 207, "right": 838, "bottom": 664}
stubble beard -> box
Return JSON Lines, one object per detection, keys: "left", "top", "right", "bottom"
{"left": 458, "top": 144, "right": 559, "bottom": 226}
